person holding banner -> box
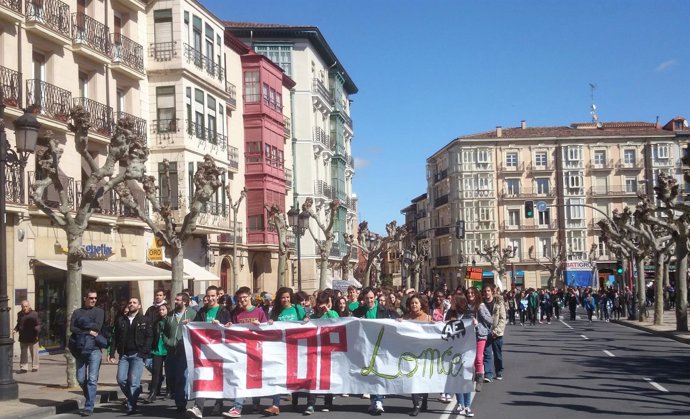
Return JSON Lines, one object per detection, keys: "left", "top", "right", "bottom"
{"left": 445, "top": 294, "right": 475, "bottom": 417}
{"left": 401, "top": 293, "right": 433, "bottom": 417}
{"left": 482, "top": 284, "right": 506, "bottom": 382}
{"left": 163, "top": 293, "right": 196, "bottom": 412}
{"left": 187, "top": 286, "right": 232, "bottom": 419}
{"left": 466, "top": 287, "right": 492, "bottom": 392}
{"left": 346, "top": 286, "right": 361, "bottom": 312}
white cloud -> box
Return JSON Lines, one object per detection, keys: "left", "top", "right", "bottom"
{"left": 656, "top": 59, "right": 677, "bottom": 72}
{"left": 354, "top": 157, "right": 370, "bottom": 169}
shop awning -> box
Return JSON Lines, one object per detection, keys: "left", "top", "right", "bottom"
{"left": 32, "top": 259, "right": 188, "bottom": 282}
{"left": 162, "top": 258, "right": 220, "bottom": 281}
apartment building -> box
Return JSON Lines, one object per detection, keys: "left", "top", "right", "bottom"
{"left": 401, "top": 193, "right": 431, "bottom": 287}
{"left": 423, "top": 119, "right": 686, "bottom": 291}
{"left": 226, "top": 22, "right": 359, "bottom": 292}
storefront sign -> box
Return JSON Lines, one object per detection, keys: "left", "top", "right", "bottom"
{"left": 82, "top": 244, "right": 113, "bottom": 258}
{"left": 183, "top": 318, "right": 476, "bottom": 398}
{"left": 147, "top": 239, "right": 163, "bottom": 261}
{"left": 465, "top": 267, "right": 483, "bottom": 280}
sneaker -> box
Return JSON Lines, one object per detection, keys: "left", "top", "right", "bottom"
{"left": 362, "top": 393, "right": 371, "bottom": 399}
{"left": 409, "top": 407, "right": 420, "bottom": 417}
{"left": 322, "top": 404, "right": 332, "bottom": 412}
{"left": 451, "top": 405, "right": 465, "bottom": 415}
{"left": 263, "top": 406, "right": 280, "bottom": 416}
{"left": 304, "top": 406, "right": 315, "bottom": 416}
{"left": 483, "top": 377, "right": 493, "bottom": 383}
{"left": 375, "top": 401, "right": 384, "bottom": 414}
{"left": 547, "top": 321, "right": 551, "bottom": 325}
{"left": 496, "top": 373, "right": 503, "bottom": 380}
{"left": 223, "top": 408, "right": 242, "bottom": 418}
{"left": 465, "top": 408, "right": 474, "bottom": 417}
{"left": 187, "top": 406, "right": 203, "bottom": 419}
{"left": 79, "top": 410, "right": 93, "bottom": 417}
{"left": 341, "top": 394, "right": 349, "bottom": 397}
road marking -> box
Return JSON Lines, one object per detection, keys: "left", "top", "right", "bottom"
{"left": 603, "top": 350, "right": 615, "bottom": 357}
{"left": 560, "top": 319, "right": 573, "bottom": 329}
{"left": 643, "top": 377, "right": 669, "bottom": 392}
{"left": 438, "top": 394, "right": 460, "bottom": 419}
{"left": 580, "top": 335, "right": 589, "bottom": 340}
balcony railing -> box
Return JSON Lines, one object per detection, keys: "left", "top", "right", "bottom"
{"left": 434, "top": 194, "right": 449, "bottom": 207}
{"left": 5, "top": 166, "right": 24, "bottom": 204}
{"left": 436, "top": 256, "right": 450, "bottom": 266}
{"left": 283, "top": 115, "right": 291, "bottom": 138}
{"left": 314, "top": 180, "right": 335, "bottom": 200}
{"left": 152, "top": 118, "right": 178, "bottom": 134}
{"left": 498, "top": 162, "right": 525, "bottom": 172}
{"left": 217, "top": 222, "right": 244, "bottom": 245}
{"left": 434, "top": 169, "right": 448, "bottom": 182}
{"left": 590, "top": 184, "right": 645, "bottom": 196}
{"left": 285, "top": 168, "right": 292, "bottom": 188}
{"left": 76, "top": 183, "right": 146, "bottom": 217}
{"left": 616, "top": 159, "right": 644, "bottom": 170}
{"left": 225, "top": 81, "right": 236, "bottom": 108}
{"left": 435, "top": 226, "right": 450, "bottom": 237}
{"left": 111, "top": 33, "right": 144, "bottom": 73}
{"left": 228, "top": 145, "right": 239, "bottom": 171}
{"left": 312, "top": 79, "right": 332, "bottom": 104}
{"left": 500, "top": 188, "right": 556, "bottom": 199}
{"left": 200, "top": 200, "right": 224, "bottom": 216}
{"left": 149, "top": 41, "right": 177, "bottom": 61}
{"left": 587, "top": 159, "right": 614, "bottom": 171}
{"left": 74, "top": 97, "right": 113, "bottom": 137}
{"left": 527, "top": 162, "right": 556, "bottom": 171}
{"left": 25, "top": 79, "right": 72, "bottom": 123}
{"left": 117, "top": 111, "right": 147, "bottom": 143}
{"left": 345, "top": 196, "right": 357, "bottom": 212}
{"left": 313, "top": 127, "right": 332, "bottom": 149}
{"left": 72, "top": 13, "right": 111, "bottom": 57}
{"left": 183, "top": 43, "right": 223, "bottom": 81}
{"left": 0, "top": 65, "right": 22, "bottom": 109}
{"left": 25, "top": 0, "right": 70, "bottom": 39}
{"left": 1, "top": 0, "right": 22, "bottom": 14}
{"left": 461, "top": 189, "right": 494, "bottom": 199}
{"left": 187, "top": 120, "right": 227, "bottom": 149}
{"left": 502, "top": 221, "right": 558, "bottom": 231}
{"left": 28, "top": 171, "right": 74, "bottom": 209}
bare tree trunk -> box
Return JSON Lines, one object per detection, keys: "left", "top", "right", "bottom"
{"left": 675, "top": 233, "right": 688, "bottom": 331}
{"left": 64, "top": 233, "right": 83, "bottom": 388}
{"left": 171, "top": 244, "right": 184, "bottom": 297}
{"left": 638, "top": 257, "right": 647, "bottom": 322}
{"left": 654, "top": 252, "right": 665, "bottom": 326}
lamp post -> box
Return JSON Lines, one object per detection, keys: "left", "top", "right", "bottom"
{"left": 0, "top": 105, "right": 41, "bottom": 401}
{"left": 288, "top": 205, "right": 309, "bottom": 291}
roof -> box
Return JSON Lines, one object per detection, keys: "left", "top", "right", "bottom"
{"left": 459, "top": 121, "right": 671, "bottom": 140}
{"left": 224, "top": 21, "right": 358, "bottom": 94}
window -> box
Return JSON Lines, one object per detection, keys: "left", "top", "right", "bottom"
{"left": 509, "top": 239, "right": 521, "bottom": 259}
{"left": 598, "top": 237, "right": 608, "bottom": 258}
{"left": 535, "top": 151, "right": 547, "bottom": 167}
{"left": 244, "top": 71, "right": 260, "bottom": 103}
{"left": 479, "top": 206, "right": 492, "bottom": 222}
{"left": 535, "top": 178, "right": 550, "bottom": 195}
{"left": 623, "top": 149, "right": 636, "bottom": 165}
{"left": 246, "top": 142, "right": 261, "bottom": 163}
{"left": 248, "top": 215, "right": 264, "bottom": 231}
{"left": 568, "top": 199, "right": 584, "bottom": 219}
{"left": 538, "top": 209, "right": 550, "bottom": 225}
{"left": 158, "top": 161, "right": 178, "bottom": 209}
{"left": 568, "top": 172, "right": 582, "bottom": 188}
{"left": 567, "top": 230, "right": 584, "bottom": 252}
{"left": 539, "top": 237, "right": 552, "bottom": 258}
{"left": 156, "top": 86, "right": 175, "bottom": 132}
{"left": 254, "top": 44, "right": 293, "bottom": 76}
{"left": 505, "top": 152, "right": 518, "bottom": 168}
{"left": 506, "top": 179, "right": 520, "bottom": 196}
{"left": 566, "top": 146, "right": 581, "bottom": 161}
{"left": 593, "top": 150, "right": 606, "bottom": 166}
{"left": 477, "top": 149, "right": 490, "bottom": 163}
{"left": 653, "top": 144, "right": 670, "bottom": 160}
{"left": 508, "top": 209, "right": 520, "bottom": 228}
{"left": 625, "top": 177, "right": 638, "bottom": 193}
{"left": 153, "top": 9, "right": 173, "bottom": 60}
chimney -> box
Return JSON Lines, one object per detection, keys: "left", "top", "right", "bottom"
{"left": 496, "top": 126, "right": 502, "bottom": 138}
{"left": 521, "top": 120, "right": 526, "bottom": 129}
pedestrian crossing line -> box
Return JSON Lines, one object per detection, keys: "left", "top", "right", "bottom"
{"left": 580, "top": 335, "right": 589, "bottom": 340}
{"left": 559, "top": 319, "right": 573, "bottom": 329}
{"left": 603, "top": 350, "right": 615, "bottom": 357}
{"left": 438, "top": 393, "right": 461, "bottom": 419}
{"left": 643, "top": 377, "right": 669, "bottom": 392}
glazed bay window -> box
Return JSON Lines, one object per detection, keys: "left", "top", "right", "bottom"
{"left": 244, "top": 71, "right": 259, "bottom": 103}
{"left": 156, "top": 86, "right": 175, "bottom": 132}
{"left": 254, "top": 44, "right": 292, "bottom": 76}
{"left": 248, "top": 215, "right": 265, "bottom": 231}
{"left": 246, "top": 142, "right": 261, "bottom": 163}
{"left": 158, "top": 161, "right": 179, "bottom": 209}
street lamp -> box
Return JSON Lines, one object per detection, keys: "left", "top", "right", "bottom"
{"left": 288, "top": 205, "right": 309, "bottom": 291}
{"left": 0, "top": 104, "right": 41, "bottom": 401}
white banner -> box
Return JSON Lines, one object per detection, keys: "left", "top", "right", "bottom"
{"left": 183, "top": 318, "right": 476, "bottom": 399}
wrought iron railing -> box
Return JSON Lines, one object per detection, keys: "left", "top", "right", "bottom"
{"left": 225, "top": 81, "right": 236, "bottom": 107}
{"left": 28, "top": 171, "right": 74, "bottom": 209}
{"left": 228, "top": 145, "right": 239, "bottom": 171}
{"left": 0, "top": 0, "right": 22, "bottom": 14}
{"left": 313, "top": 127, "right": 332, "bottom": 149}
{"left": 25, "top": 79, "right": 71, "bottom": 123}
{"left": 187, "top": 120, "right": 226, "bottom": 149}
{"left": 312, "top": 79, "right": 332, "bottom": 104}
{"left": 149, "top": 41, "right": 176, "bottom": 61}
{"left": 25, "top": 0, "right": 70, "bottom": 38}
{"left": 183, "top": 43, "right": 223, "bottom": 80}
{"left": 116, "top": 111, "right": 147, "bottom": 143}
{"left": 75, "top": 182, "right": 146, "bottom": 217}
{"left": 434, "top": 194, "right": 449, "bottom": 207}
{"left": 0, "top": 65, "right": 22, "bottom": 108}
{"left": 314, "top": 180, "right": 336, "bottom": 200}
{"left": 73, "top": 97, "right": 113, "bottom": 137}
{"left": 285, "top": 168, "right": 292, "bottom": 188}
{"left": 283, "top": 115, "right": 291, "bottom": 138}
{"left": 5, "top": 166, "right": 24, "bottom": 204}
{"left": 111, "top": 33, "right": 144, "bottom": 73}
{"left": 152, "top": 119, "right": 178, "bottom": 134}
{"left": 200, "top": 200, "right": 224, "bottom": 216}
{"left": 72, "top": 13, "right": 110, "bottom": 56}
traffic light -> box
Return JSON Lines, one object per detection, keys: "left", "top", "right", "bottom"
{"left": 524, "top": 201, "right": 534, "bottom": 218}
{"left": 455, "top": 220, "right": 465, "bottom": 239}
{"left": 616, "top": 260, "right": 624, "bottom": 274}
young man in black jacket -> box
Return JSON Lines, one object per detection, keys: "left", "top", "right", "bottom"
{"left": 71, "top": 289, "right": 105, "bottom": 417}
{"left": 109, "top": 297, "right": 153, "bottom": 415}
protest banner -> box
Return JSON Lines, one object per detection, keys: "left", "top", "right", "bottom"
{"left": 183, "top": 317, "right": 476, "bottom": 399}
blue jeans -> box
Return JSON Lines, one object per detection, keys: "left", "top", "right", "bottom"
{"left": 116, "top": 354, "right": 145, "bottom": 409}
{"left": 76, "top": 350, "right": 102, "bottom": 412}
{"left": 483, "top": 335, "right": 503, "bottom": 379}
{"left": 370, "top": 394, "right": 384, "bottom": 408}
{"left": 455, "top": 392, "right": 472, "bottom": 408}
{"left": 167, "top": 347, "right": 188, "bottom": 408}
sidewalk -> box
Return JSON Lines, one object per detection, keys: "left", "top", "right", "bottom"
{"left": 1, "top": 353, "right": 121, "bottom": 419}
{"left": 613, "top": 307, "right": 690, "bottom": 345}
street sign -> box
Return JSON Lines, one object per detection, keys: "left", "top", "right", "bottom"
{"left": 535, "top": 201, "right": 548, "bottom": 212}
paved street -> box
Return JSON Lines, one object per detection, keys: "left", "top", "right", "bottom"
{"left": 50, "top": 314, "right": 690, "bottom": 419}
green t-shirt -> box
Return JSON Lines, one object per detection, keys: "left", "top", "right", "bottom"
{"left": 348, "top": 301, "right": 360, "bottom": 312}
{"left": 152, "top": 319, "right": 168, "bottom": 356}
{"left": 206, "top": 305, "right": 220, "bottom": 322}
{"left": 317, "top": 310, "right": 340, "bottom": 319}
{"left": 278, "top": 305, "right": 300, "bottom": 321}
{"left": 365, "top": 301, "right": 379, "bottom": 319}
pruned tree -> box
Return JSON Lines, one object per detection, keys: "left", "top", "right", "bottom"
{"left": 30, "top": 107, "right": 140, "bottom": 387}
{"left": 341, "top": 232, "right": 356, "bottom": 281}
{"left": 356, "top": 220, "right": 407, "bottom": 287}
{"left": 226, "top": 186, "right": 246, "bottom": 293}
{"left": 116, "top": 155, "right": 224, "bottom": 296}
{"left": 301, "top": 197, "right": 339, "bottom": 291}
{"left": 402, "top": 239, "right": 431, "bottom": 291}
{"left": 475, "top": 244, "right": 514, "bottom": 290}
{"left": 528, "top": 242, "right": 565, "bottom": 290}
{"left": 266, "top": 204, "right": 290, "bottom": 288}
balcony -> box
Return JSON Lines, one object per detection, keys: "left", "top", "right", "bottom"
{"left": 24, "top": 0, "right": 71, "bottom": 45}
{"left": 283, "top": 115, "right": 291, "bottom": 138}
{"left": 111, "top": 33, "right": 145, "bottom": 78}
{"left": 285, "top": 168, "right": 292, "bottom": 189}
{"left": 0, "top": 0, "right": 23, "bottom": 24}
{"left": 502, "top": 221, "right": 558, "bottom": 231}
{"left": 436, "top": 256, "right": 450, "bottom": 266}
{"left": 589, "top": 184, "right": 645, "bottom": 197}
{"left": 28, "top": 171, "right": 74, "bottom": 210}
{"left": 434, "top": 169, "right": 448, "bottom": 182}
{"left": 312, "top": 78, "right": 332, "bottom": 110}
{"left": 527, "top": 162, "right": 556, "bottom": 172}
{"left": 5, "top": 166, "right": 25, "bottom": 204}
{"left": 152, "top": 118, "right": 178, "bottom": 135}
{"left": 217, "top": 222, "right": 244, "bottom": 245}
{"left": 587, "top": 159, "right": 614, "bottom": 171}
{"left": 435, "top": 226, "right": 450, "bottom": 237}
{"left": 112, "top": 0, "right": 144, "bottom": 12}
{"left": 313, "top": 127, "right": 333, "bottom": 151}
{"left": 73, "top": 97, "right": 113, "bottom": 137}
{"left": 332, "top": 108, "right": 352, "bottom": 128}
{"left": 434, "top": 194, "right": 449, "bottom": 207}
{"left": 116, "top": 111, "right": 147, "bottom": 144}
{"left": 183, "top": 43, "right": 223, "bottom": 81}
{"left": 187, "top": 120, "right": 227, "bottom": 150}
{"left": 314, "top": 180, "right": 336, "bottom": 200}
{"left": 76, "top": 184, "right": 146, "bottom": 218}
{"left": 227, "top": 145, "right": 239, "bottom": 172}
{"left": 225, "top": 81, "right": 237, "bottom": 109}
{"left": 200, "top": 200, "right": 225, "bottom": 216}
{"left": 616, "top": 159, "right": 644, "bottom": 171}
{"left": 0, "top": 65, "right": 22, "bottom": 109}
{"left": 498, "top": 162, "right": 525, "bottom": 173}
{"left": 149, "top": 41, "right": 177, "bottom": 62}
{"left": 25, "top": 79, "right": 72, "bottom": 125}
{"left": 71, "top": 13, "right": 111, "bottom": 63}
{"left": 500, "top": 188, "right": 556, "bottom": 200}
{"left": 345, "top": 196, "right": 357, "bottom": 212}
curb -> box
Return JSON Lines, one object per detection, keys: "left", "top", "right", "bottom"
{"left": 612, "top": 320, "right": 690, "bottom": 346}
{"left": 0, "top": 390, "right": 119, "bottom": 419}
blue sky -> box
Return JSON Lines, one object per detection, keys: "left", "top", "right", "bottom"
{"left": 206, "top": 0, "right": 690, "bottom": 232}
